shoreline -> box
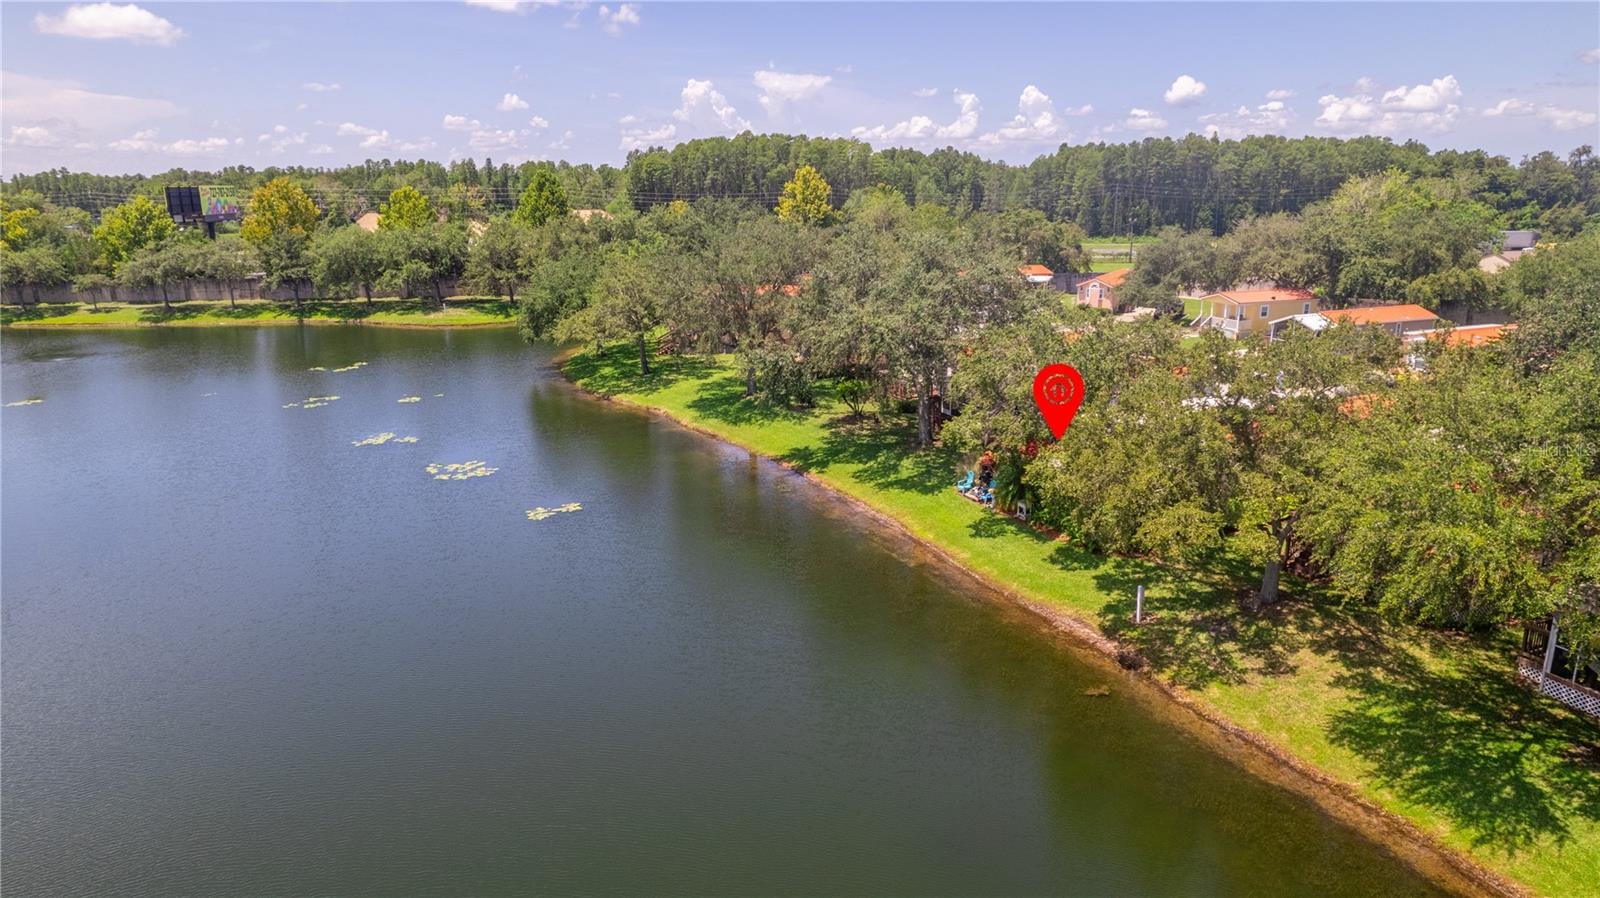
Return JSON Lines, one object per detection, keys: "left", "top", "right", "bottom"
{"left": 1, "top": 301, "right": 518, "bottom": 331}
{"left": 557, "top": 354, "right": 1520, "bottom": 898}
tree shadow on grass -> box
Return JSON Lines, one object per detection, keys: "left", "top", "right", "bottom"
{"left": 562, "top": 343, "right": 719, "bottom": 397}
{"left": 1321, "top": 626, "right": 1600, "bottom": 852}
{"left": 1, "top": 303, "right": 82, "bottom": 323}
{"left": 685, "top": 373, "right": 815, "bottom": 427}
{"left": 779, "top": 416, "right": 956, "bottom": 496}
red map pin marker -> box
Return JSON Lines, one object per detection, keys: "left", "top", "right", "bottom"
{"left": 1032, "top": 364, "right": 1085, "bottom": 439}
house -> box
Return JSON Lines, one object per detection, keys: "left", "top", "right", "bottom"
{"left": 1050, "top": 271, "right": 1105, "bottom": 295}
{"left": 1519, "top": 615, "right": 1600, "bottom": 719}
{"left": 1076, "top": 268, "right": 1132, "bottom": 311}
{"left": 572, "top": 208, "right": 613, "bottom": 223}
{"left": 1193, "top": 288, "right": 1318, "bottom": 339}
{"left": 1407, "top": 322, "right": 1516, "bottom": 348}
{"left": 1322, "top": 303, "right": 1440, "bottom": 337}
{"left": 1479, "top": 229, "right": 1540, "bottom": 273}
{"left": 354, "top": 211, "right": 381, "bottom": 232}
{"left": 1018, "top": 264, "right": 1054, "bottom": 285}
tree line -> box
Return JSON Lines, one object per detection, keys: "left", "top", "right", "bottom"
{"left": 6, "top": 133, "right": 1596, "bottom": 238}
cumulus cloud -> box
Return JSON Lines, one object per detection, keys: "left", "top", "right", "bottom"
{"left": 302, "top": 81, "right": 341, "bottom": 93}
{"left": 107, "top": 128, "right": 227, "bottom": 155}
{"left": 1199, "top": 101, "right": 1295, "bottom": 139}
{"left": 1266, "top": 88, "right": 1295, "bottom": 101}
{"left": 852, "top": 89, "right": 981, "bottom": 142}
{"left": 528, "top": 115, "right": 549, "bottom": 129}
{"left": 1163, "top": 74, "right": 1207, "bottom": 106}
{"left": 1120, "top": 108, "right": 1168, "bottom": 131}
{"left": 6, "top": 125, "right": 59, "bottom": 147}
{"left": 309, "top": 144, "right": 334, "bottom": 155}
{"left": 1484, "top": 97, "right": 1599, "bottom": 130}
{"left": 1316, "top": 74, "right": 1462, "bottom": 133}
{"left": 34, "top": 3, "right": 184, "bottom": 46}
{"left": 598, "top": 3, "right": 640, "bottom": 33}
{"left": 549, "top": 129, "right": 574, "bottom": 151}
{"left": 337, "top": 121, "right": 391, "bottom": 149}
{"left": 496, "top": 92, "right": 529, "bottom": 111}
{"left": 469, "top": 128, "right": 521, "bottom": 150}
{"left": 754, "top": 70, "right": 832, "bottom": 114}
{"left": 673, "top": 79, "right": 750, "bottom": 133}
{"left": 257, "top": 123, "right": 309, "bottom": 153}
{"left": 620, "top": 122, "right": 676, "bottom": 151}
{"left": 912, "top": 87, "right": 938, "bottom": 98}
{"left": 978, "top": 84, "right": 1086, "bottom": 144}
{"left": 442, "top": 114, "right": 482, "bottom": 131}
{"left": 1581, "top": 48, "right": 1600, "bottom": 64}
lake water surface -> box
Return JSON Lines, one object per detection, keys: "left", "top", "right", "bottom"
{"left": 2, "top": 327, "right": 1457, "bottom": 896}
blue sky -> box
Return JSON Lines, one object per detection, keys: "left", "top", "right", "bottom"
{"left": 2, "top": 2, "right": 1597, "bottom": 175}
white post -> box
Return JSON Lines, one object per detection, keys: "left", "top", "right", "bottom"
{"left": 1542, "top": 616, "right": 1560, "bottom": 675}
{"left": 1135, "top": 585, "right": 1144, "bottom": 625}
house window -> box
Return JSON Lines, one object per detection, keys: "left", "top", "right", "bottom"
{"left": 1260, "top": 305, "right": 1270, "bottom": 318}
{"left": 1302, "top": 302, "right": 1311, "bottom": 314}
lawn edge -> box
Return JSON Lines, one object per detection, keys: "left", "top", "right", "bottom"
{"left": 560, "top": 353, "right": 1527, "bottom": 898}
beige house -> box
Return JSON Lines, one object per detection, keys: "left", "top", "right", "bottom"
{"left": 1194, "top": 288, "right": 1318, "bottom": 339}
{"left": 1075, "top": 268, "right": 1132, "bottom": 311}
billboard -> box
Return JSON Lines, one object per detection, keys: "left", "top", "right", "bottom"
{"left": 198, "top": 186, "right": 241, "bottom": 220}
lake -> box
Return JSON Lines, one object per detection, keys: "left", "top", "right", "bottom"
{"left": 1, "top": 327, "right": 1458, "bottom": 896}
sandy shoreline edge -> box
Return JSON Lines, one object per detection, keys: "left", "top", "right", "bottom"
{"left": 557, "top": 353, "right": 1524, "bottom": 898}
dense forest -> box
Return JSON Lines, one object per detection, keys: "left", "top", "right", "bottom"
{"left": 5, "top": 133, "right": 1597, "bottom": 237}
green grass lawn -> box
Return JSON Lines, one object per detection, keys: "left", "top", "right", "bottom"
{"left": 567, "top": 342, "right": 1600, "bottom": 898}
{"left": 2, "top": 298, "right": 517, "bottom": 329}
{"left": 1183, "top": 297, "right": 1204, "bottom": 323}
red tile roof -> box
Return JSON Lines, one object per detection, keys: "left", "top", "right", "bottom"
{"left": 1018, "top": 264, "right": 1054, "bottom": 277}
{"left": 1431, "top": 323, "right": 1516, "bottom": 347}
{"left": 1323, "top": 304, "right": 1439, "bottom": 326}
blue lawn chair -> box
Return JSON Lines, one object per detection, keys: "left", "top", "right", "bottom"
{"left": 955, "top": 470, "right": 975, "bottom": 493}
{"left": 978, "top": 487, "right": 995, "bottom": 507}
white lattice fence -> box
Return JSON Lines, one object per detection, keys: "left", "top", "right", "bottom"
{"left": 1517, "top": 653, "right": 1600, "bottom": 720}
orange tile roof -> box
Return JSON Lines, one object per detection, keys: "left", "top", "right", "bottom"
{"left": 1433, "top": 323, "right": 1516, "bottom": 347}
{"left": 1086, "top": 267, "right": 1132, "bottom": 288}
{"left": 1206, "top": 288, "right": 1315, "bottom": 304}
{"left": 1323, "top": 304, "right": 1439, "bottom": 325}
{"left": 1018, "top": 264, "right": 1054, "bottom": 277}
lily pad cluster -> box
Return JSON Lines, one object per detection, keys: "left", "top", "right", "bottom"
{"left": 352, "top": 432, "right": 420, "bottom": 447}
{"left": 283, "top": 395, "right": 341, "bottom": 409}
{"left": 527, "top": 502, "right": 583, "bottom": 521}
{"left": 426, "top": 460, "right": 498, "bottom": 481}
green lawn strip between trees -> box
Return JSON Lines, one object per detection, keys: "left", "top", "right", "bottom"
{"left": 567, "top": 342, "right": 1599, "bottom": 898}
{"left": 1, "top": 298, "right": 516, "bottom": 328}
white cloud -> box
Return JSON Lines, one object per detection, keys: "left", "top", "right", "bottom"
{"left": 464, "top": 0, "right": 557, "bottom": 13}
{"left": 1, "top": 71, "right": 179, "bottom": 132}
{"left": 852, "top": 88, "right": 981, "bottom": 143}
{"left": 549, "top": 129, "right": 574, "bottom": 151}
{"left": 6, "top": 125, "right": 58, "bottom": 147}
{"left": 598, "top": 3, "right": 640, "bottom": 33}
{"left": 1121, "top": 108, "right": 1168, "bottom": 131}
{"left": 1266, "top": 88, "right": 1295, "bottom": 101}
{"left": 469, "top": 128, "right": 521, "bottom": 150}
{"left": 497, "top": 92, "right": 529, "bottom": 111}
{"left": 528, "top": 115, "right": 549, "bottom": 129}
{"left": 302, "top": 81, "right": 341, "bottom": 93}
{"left": 309, "top": 144, "right": 334, "bottom": 155}
{"left": 754, "top": 70, "right": 832, "bottom": 114}
{"left": 1163, "top": 74, "right": 1207, "bottom": 106}
{"left": 1354, "top": 76, "right": 1380, "bottom": 93}
{"left": 337, "top": 122, "right": 391, "bottom": 149}
{"left": 978, "top": 84, "right": 1080, "bottom": 145}
{"left": 1483, "top": 98, "right": 1598, "bottom": 131}
{"left": 620, "top": 122, "right": 676, "bottom": 151}
{"left": 1316, "top": 74, "right": 1461, "bottom": 134}
{"left": 106, "top": 128, "right": 227, "bottom": 155}
{"left": 34, "top": 3, "right": 184, "bottom": 46}
{"left": 1580, "top": 47, "right": 1600, "bottom": 64}
{"left": 1199, "top": 101, "right": 1295, "bottom": 139}
{"left": 257, "top": 125, "right": 308, "bottom": 153}
{"left": 1381, "top": 75, "right": 1461, "bottom": 111}
{"left": 442, "top": 114, "right": 482, "bottom": 131}
{"left": 673, "top": 79, "right": 750, "bottom": 133}
{"left": 912, "top": 87, "right": 938, "bottom": 98}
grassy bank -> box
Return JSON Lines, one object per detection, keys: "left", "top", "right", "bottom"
{"left": 2, "top": 298, "right": 517, "bottom": 329}
{"left": 566, "top": 342, "right": 1599, "bottom": 898}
